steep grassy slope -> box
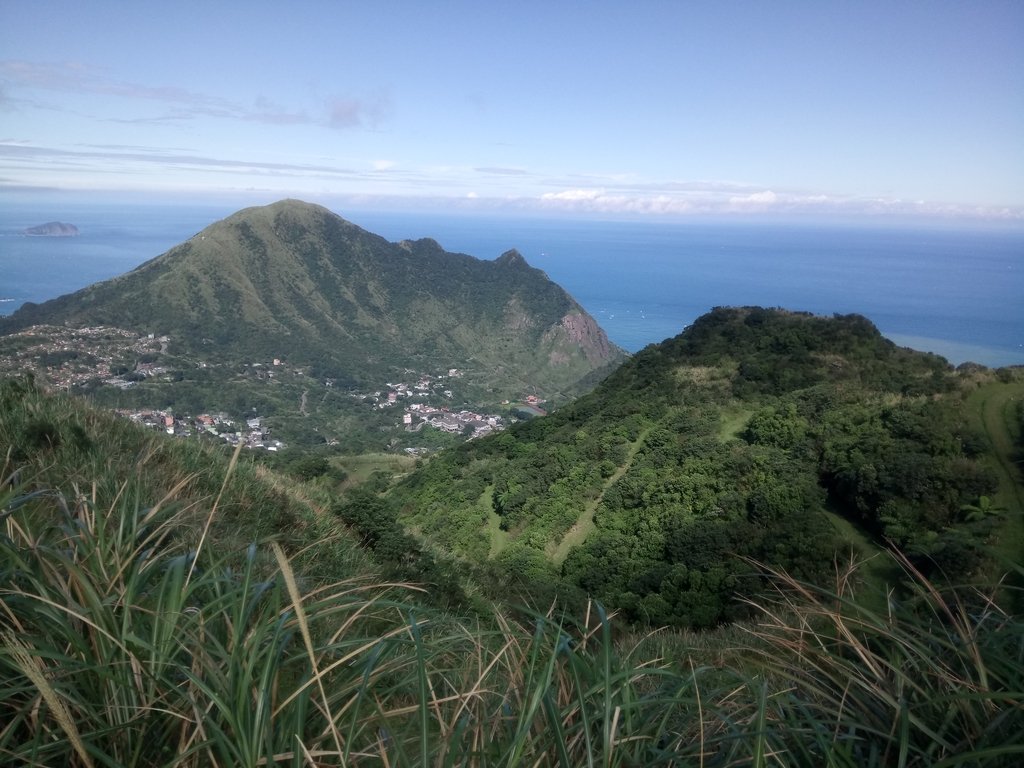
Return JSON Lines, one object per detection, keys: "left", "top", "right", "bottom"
{"left": 0, "top": 375, "right": 464, "bottom": 590}
{"left": 0, "top": 375, "right": 367, "bottom": 578}
{"left": 967, "top": 377, "right": 1024, "bottom": 597}
{"left": 1, "top": 200, "right": 625, "bottom": 399}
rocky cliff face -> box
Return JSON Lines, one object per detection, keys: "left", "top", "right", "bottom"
{"left": 559, "top": 311, "right": 615, "bottom": 364}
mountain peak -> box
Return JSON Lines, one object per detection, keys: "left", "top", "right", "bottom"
{"left": 260, "top": 198, "right": 330, "bottom": 214}
{"left": 226, "top": 198, "right": 352, "bottom": 227}
{"left": 495, "top": 249, "right": 529, "bottom": 268}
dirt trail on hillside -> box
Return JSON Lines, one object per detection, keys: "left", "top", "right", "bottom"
{"left": 969, "top": 380, "right": 1024, "bottom": 572}
{"left": 975, "top": 381, "right": 1024, "bottom": 510}
{"left": 549, "top": 424, "right": 654, "bottom": 564}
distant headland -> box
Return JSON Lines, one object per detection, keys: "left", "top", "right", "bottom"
{"left": 22, "top": 222, "right": 79, "bottom": 237}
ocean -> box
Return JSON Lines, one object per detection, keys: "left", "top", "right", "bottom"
{"left": 2, "top": 200, "right": 1022, "bottom": 367}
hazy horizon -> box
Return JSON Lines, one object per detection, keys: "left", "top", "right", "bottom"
{"left": 3, "top": 188, "right": 1024, "bottom": 234}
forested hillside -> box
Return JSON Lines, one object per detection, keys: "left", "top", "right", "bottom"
{"left": 385, "top": 307, "right": 1009, "bottom": 627}
{"left": 3, "top": 332, "right": 1022, "bottom": 765}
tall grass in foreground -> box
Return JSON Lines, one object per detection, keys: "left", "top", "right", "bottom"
{"left": 736, "top": 556, "right": 1024, "bottom": 766}
{"left": 2, "top": 461, "right": 1022, "bottom": 766}
{"left": 0, "top": 465, "right": 711, "bottom": 766}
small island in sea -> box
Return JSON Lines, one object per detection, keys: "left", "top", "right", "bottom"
{"left": 22, "top": 221, "right": 79, "bottom": 237}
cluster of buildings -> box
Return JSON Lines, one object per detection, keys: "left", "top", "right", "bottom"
{"left": 103, "top": 360, "right": 172, "bottom": 389}
{"left": 2, "top": 325, "right": 547, "bottom": 452}
{"left": 352, "top": 368, "right": 512, "bottom": 439}
{"left": 404, "top": 403, "right": 503, "bottom": 438}
{"left": 355, "top": 368, "right": 463, "bottom": 408}
{"left": 116, "top": 409, "right": 285, "bottom": 451}
{"left": 0, "top": 325, "right": 170, "bottom": 390}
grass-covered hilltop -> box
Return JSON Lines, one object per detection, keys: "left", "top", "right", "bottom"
{"left": 3, "top": 297, "right": 1023, "bottom": 759}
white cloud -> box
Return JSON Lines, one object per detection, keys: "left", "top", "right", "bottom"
{"left": 0, "top": 141, "right": 363, "bottom": 183}
{"left": 529, "top": 183, "right": 1024, "bottom": 220}
{"left": 541, "top": 188, "right": 606, "bottom": 201}
{"left": 474, "top": 166, "right": 528, "bottom": 176}
{"left": 325, "top": 95, "right": 387, "bottom": 129}
{"left": 3, "top": 133, "right": 1020, "bottom": 222}
{"left": 728, "top": 190, "right": 779, "bottom": 207}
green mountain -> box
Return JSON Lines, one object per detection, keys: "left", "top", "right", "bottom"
{"left": 1, "top": 199, "right": 625, "bottom": 398}
{"left": 382, "top": 307, "right": 1020, "bottom": 628}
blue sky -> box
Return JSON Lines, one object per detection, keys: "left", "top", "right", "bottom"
{"left": 2, "top": 1, "right": 1022, "bottom": 220}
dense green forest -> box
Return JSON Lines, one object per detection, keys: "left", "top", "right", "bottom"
{"left": 384, "top": 308, "right": 1010, "bottom": 627}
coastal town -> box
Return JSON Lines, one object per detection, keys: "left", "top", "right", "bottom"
{"left": 0, "top": 324, "right": 284, "bottom": 450}
{"left": 0, "top": 324, "right": 544, "bottom": 451}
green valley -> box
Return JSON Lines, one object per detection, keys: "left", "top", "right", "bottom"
{"left": 3, "top": 334, "right": 1021, "bottom": 765}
